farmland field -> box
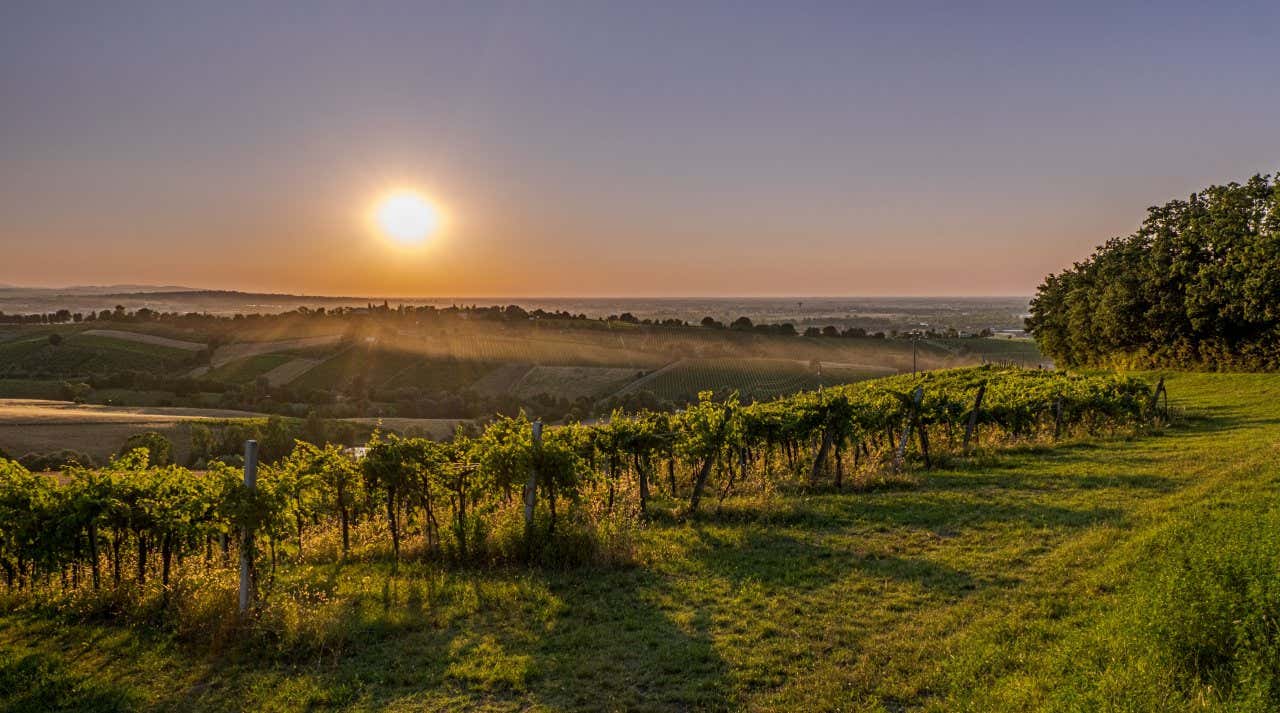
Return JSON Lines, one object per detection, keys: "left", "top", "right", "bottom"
{"left": 0, "top": 399, "right": 266, "bottom": 463}
{"left": 511, "top": 365, "right": 643, "bottom": 401}
{"left": 211, "top": 335, "right": 342, "bottom": 368}
{"left": 205, "top": 354, "right": 295, "bottom": 383}
{"left": 80, "top": 329, "right": 205, "bottom": 352}
{"left": 0, "top": 313, "right": 1044, "bottom": 458}
{"left": 0, "top": 332, "right": 194, "bottom": 377}
{"left": 2, "top": 372, "right": 1273, "bottom": 710}
{"left": 342, "top": 416, "right": 469, "bottom": 439}
{"left": 619, "top": 357, "right": 895, "bottom": 402}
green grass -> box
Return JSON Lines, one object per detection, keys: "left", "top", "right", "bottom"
{"left": 206, "top": 354, "right": 294, "bottom": 383}
{"left": 2, "top": 372, "right": 1279, "bottom": 710}
{"left": 621, "top": 357, "right": 892, "bottom": 402}
{"left": 0, "top": 379, "right": 64, "bottom": 399}
{"left": 924, "top": 337, "right": 1044, "bottom": 362}
{"left": 293, "top": 348, "right": 497, "bottom": 392}
{"left": 0, "top": 333, "right": 192, "bottom": 378}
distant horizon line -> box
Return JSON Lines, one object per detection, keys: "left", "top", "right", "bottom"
{"left": 0, "top": 284, "right": 1034, "bottom": 301}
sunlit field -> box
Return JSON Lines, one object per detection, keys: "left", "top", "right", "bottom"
{"left": 2, "top": 372, "right": 1278, "bottom": 710}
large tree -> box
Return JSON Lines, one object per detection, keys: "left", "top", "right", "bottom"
{"left": 1027, "top": 174, "right": 1280, "bottom": 369}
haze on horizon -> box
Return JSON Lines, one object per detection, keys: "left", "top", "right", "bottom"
{"left": 3, "top": 1, "right": 1277, "bottom": 298}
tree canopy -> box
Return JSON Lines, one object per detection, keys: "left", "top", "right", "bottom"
{"left": 1027, "top": 173, "right": 1280, "bottom": 369}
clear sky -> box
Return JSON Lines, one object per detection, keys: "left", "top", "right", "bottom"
{"left": 3, "top": 1, "right": 1277, "bottom": 297}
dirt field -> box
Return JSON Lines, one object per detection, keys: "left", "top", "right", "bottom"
{"left": 82, "top": 329, "right": 206, "bottom": 351}
{"left": 0, "top": 399, "right": 264, "bottom": 462}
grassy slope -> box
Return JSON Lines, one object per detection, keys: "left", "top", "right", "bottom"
{"left": 205, "top": 354, "right": 294, "bottom": 383}
{"left": 622, "top": 357, "right": 893, "bottom": 402}
{"left": 0, "top": 372, "right": 1275, "bottom": 711}
{"left": 0, "top": 333, "right": 192, "bottom": 377}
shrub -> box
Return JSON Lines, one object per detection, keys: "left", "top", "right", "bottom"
{"left": 119, "top": 432, "right": 173, "bottom": 466}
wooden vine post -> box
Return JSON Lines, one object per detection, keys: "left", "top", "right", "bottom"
{"left": 1053, "top": 397, "right": 1064, "bottom": 440}
{"left": 894, "top": 386, "right": 925, "bottom": 470}
{"left": 523, "top": 420, "right": 542, "bottom": 548}
{"left": 962, "top": 382, "right": 986, "bottom": 455}
{"left": 238, "top": 439, "right": 258, "bottom": 617}
{"left": 1149, "top": 376, "right": 1168, "bottom": 422}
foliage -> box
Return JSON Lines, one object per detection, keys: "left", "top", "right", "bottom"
{"left": 1027, "top": 173, "right": 1280, "bottom": 369}
{"left": 0, "top": 367, "right": 1153, "bottom": 623}
{"left": 119, "top": 432, "right": 173, "bottom": 467}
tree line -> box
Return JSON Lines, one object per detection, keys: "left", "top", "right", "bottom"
{"left": 1027, "top": 173, "right": 1280, "bottom": 369}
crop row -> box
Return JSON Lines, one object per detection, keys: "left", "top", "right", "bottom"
{"left": 0, "top": 366, "right": 1158, "bottom": 599}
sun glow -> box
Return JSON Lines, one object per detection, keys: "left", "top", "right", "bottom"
{"left": 374, "top": 191, "right": 441, "bottom": 244}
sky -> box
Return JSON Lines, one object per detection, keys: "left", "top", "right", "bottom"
{"left": 2, "top": 1, "right": 1278, "bottom": 298}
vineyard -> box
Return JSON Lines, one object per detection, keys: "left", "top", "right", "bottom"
{"left": 0, "top": 332, "right": 196, "bottom": 378}
{"left": 619, "top": 358, "right": 896, "bottom": 402}
{"left": 0, "top": 366, "right": 1157, "bottom": 599}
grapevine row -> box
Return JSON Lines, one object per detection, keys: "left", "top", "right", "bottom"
{"left": 0, "top": 366, "right": 1158, "bottom": 597}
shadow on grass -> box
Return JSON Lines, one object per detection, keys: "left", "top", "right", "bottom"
{"left": 688, "top": 528, "right": 985, "bottom": 594}
{"left": 137, "top": 565, "right": 735, "bottom": 711}
{"left": 0, "top": 649, "right": 139, "bottom": 713}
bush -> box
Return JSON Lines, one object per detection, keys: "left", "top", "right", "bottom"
{"left": 119, "top": 432, "right": 173, "bottom": 467}
{"left": 16, "top": 450, "right": 97, "bottom": 471}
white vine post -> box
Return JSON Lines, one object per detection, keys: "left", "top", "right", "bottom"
{"left": 239, "top": 439, "right": 258, "bottom": 616}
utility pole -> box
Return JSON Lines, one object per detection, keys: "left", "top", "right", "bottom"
{"left": 912, "top": 337, "right": 918, "bottom": 375}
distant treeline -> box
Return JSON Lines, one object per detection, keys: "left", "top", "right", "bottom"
{"left": 2, "top": 300, "right": 988, "bottom": 340}
{"left": 1027, "top": 173, "right": 1280, "bottom": 369}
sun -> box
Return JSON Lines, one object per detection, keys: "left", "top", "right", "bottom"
{"left": 374, "top": 191, "right": 440, "bottom": 244}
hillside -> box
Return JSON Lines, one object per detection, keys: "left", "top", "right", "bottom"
{"left": 2, "top": 372, "right": 1276, "bottom": 710}
{"left": 0, "top": 311, "right": 1043, "bottom": 435}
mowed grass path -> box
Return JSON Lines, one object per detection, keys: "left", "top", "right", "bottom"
{"left": 1, "top": 372, "right": 1276, "bottom": 711}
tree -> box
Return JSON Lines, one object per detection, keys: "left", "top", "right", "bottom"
{"left": 120, "top": 432, "right": 173, "bottom": 467}
{"left": 1028, "top": 173, "right": 1280, "bottom": 370}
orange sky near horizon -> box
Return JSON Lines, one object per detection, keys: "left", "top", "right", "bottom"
{"left": 4, "top": 3, "right": 1277, "bottom": 298}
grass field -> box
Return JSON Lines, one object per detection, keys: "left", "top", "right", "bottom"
{"left": 0, "top": 378, "right": 64, "bottom": 400}
{"left": 291, "top": 348, "right": 498, "bottom": 393}
{"left": 619, "top": 357, "right": 895, "bottom": 402}
{"left": 2, "top": 372, "right": 1274, "bottom": 710}
{"left": 205, "top": 354, "right": 295, "bottom": 383}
